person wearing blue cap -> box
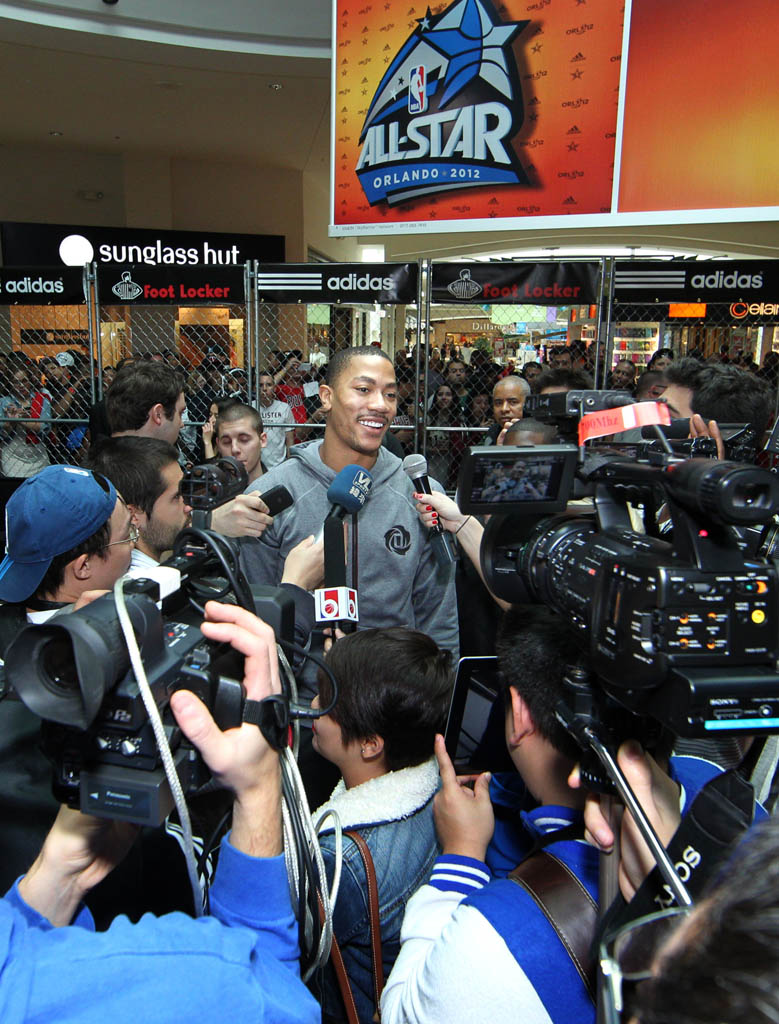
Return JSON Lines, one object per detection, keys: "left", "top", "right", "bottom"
{"left": 0, "top": 464, "right": 134, "bottom": 624}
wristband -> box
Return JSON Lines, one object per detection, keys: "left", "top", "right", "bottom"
{"left": 454, "top": 515, "right": 472, "bottom": 535}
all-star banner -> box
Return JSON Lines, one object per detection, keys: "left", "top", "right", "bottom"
{"left": 331, "top": 0, "right": 779, "bottom": 235}
{"left": 431, "top": 262, "right": 600, "bottom": 305}
{"left": 613, "top": 261, "right": 779, "bottom": 304}
{"left": 332, "top": 0, "right": 624, "bottom": 233}
{"left": 255, "top": 263, "right": 418, "bottom": 304}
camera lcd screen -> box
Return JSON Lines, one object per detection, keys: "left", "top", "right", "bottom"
{"left": 457, "top": 444, "right": 578, "bottom": 515}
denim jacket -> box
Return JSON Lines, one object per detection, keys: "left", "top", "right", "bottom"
{"left": 312, "top": 758, "right": 440, "bottom": 1023}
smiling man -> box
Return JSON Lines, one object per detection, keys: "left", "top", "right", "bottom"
{"left": 240, "top": 347, "right": 459, "bottom": 791}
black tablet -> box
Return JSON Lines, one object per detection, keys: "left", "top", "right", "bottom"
{"left": 444, "top": 656, "right": 514, "bottom": 775}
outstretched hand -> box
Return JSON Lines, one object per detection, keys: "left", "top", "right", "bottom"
{"left": 433, "top": 734, "right": 494, "bottom": 861}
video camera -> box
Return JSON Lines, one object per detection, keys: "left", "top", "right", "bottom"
{"left": 458, "top": 392, "right": 779, "bottom": 742}
{"left": 4, "top": 457, "right": 296, "bottom": 825}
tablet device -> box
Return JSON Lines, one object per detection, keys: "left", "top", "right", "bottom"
{"left": 444, "top": 656, "right": 513, "bottom": 775}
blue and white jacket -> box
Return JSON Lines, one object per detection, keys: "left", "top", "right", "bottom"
{"left": 381, "top": 756, "right": 727, "bottom": 1024}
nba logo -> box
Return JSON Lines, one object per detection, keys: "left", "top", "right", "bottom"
{"left": 408, "top": 66, "right": 427, "bottom": 114}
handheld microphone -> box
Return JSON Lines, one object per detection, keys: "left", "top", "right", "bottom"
{"left": 315, "top": 465, "right": 374, "bottom": 542}
{"left": 401, "top": 453, "right": 457, "bottom": 567}
{"left": 326, "top": 464, "right": 373, "bottom": 518}
{"left": 314, "top": 465, "right": 373, "bottom": 629}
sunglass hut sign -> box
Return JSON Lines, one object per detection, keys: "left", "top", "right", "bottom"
{"left": 356, "top": 0, "right": 530, "bottom": 205}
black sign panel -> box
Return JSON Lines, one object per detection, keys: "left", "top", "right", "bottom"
{"left": 1, "top": 222, "right": 284, "bottom": 269}
{"left": 97, "top": 265, "right": 244, "bottom": 306}
{"left": 255, "top": 263, "right": 417, "bottom": 304}
{"left": 0, "top": 266, "right": 85, "bottom": 305}
{"left": 431, "top": 262, "right": 600, "bottom": 305}
{"left": 613, "top": 260, "right": 779, "bottom": 303}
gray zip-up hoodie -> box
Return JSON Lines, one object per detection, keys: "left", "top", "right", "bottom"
{"left": 241, "top": 440, "right": 459, "bottom": 660}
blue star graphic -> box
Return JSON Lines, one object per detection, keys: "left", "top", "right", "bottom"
{"left": 424, "top": 0, "right": 523, "bottom": 106}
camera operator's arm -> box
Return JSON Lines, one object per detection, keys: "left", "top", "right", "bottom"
{"left": 569, "top": 740, "right": 682, "bottom": 902}
{"left": 174, "top": 601, "right": 283, "bottom": 857}
{"left": 414, "top": 491, "right": 510, "bottom": 613}
{"left": 16, "top": 601, "right": 284, "bottom": 927}
{"left": 17, "top": 811, "right": 138, "bottom": 927}
{"left": 210, "top": 493, "right": 273, "bottom": 539}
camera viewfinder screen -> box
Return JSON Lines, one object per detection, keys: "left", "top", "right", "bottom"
{"left": 469, "top": 452, "right": 568, "bottom": 506}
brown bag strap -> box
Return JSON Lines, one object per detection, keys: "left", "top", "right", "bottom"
{"left": 508, "top": 849, "right": 598, "bottom": 1001}
{"left": 345, "top": 829, "right": 385, "bottom": 1014}
{"left": 318, "top": 890, "right": 360, "bottom": 1024}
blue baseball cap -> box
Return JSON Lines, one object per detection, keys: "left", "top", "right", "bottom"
{"left": 0, "top": 465, "right": 117, "bottom": 603}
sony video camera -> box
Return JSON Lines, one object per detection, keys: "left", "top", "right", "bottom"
{"left": 459, "top": 437, "right": 779, "bottom": 739}
{"left": 3, "top": 457, "right": 295, "bottom": 825}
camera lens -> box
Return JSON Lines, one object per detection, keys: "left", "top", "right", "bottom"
{"left": 40, "top": 635, "right": 81, "bottom": 696}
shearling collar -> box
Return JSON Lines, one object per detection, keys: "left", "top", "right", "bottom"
{"left": 313, "top": 756, "right": 439, "bottom": 832}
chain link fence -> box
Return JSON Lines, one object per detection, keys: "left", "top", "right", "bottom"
{"left": 3, "top": 258, "right": 778, "bottom": 481}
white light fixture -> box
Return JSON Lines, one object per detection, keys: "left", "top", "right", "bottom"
{"left": 361, "top": 245, "right": 385, "bottom": 263}
{"left": 59, "top": 234, "right": 95, "bottom": 266}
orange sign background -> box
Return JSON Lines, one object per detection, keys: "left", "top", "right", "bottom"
{"left": 619, "top": 0, "right": 779, "bottom": 213}
{"left": 332, "top": 0, "right": 624, "bottom": 228}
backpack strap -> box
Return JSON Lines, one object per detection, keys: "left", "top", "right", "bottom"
{"left": 508, "top": 849, "right": 598, "bottom": 1002}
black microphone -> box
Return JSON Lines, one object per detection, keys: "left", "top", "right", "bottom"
{"left": 401, "top": 453, "right": 457, "bottom": 567}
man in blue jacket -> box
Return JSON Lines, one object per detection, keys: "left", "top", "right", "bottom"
{"left": 0, "top": 602, "right": 319, "bottom": 1024}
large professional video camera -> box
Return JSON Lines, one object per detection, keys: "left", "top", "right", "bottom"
{"left": 458, "top": 393, "right": 779, "bottom": 742}
{"left": 4, "top": 457, "right": 296, "bottom": 825}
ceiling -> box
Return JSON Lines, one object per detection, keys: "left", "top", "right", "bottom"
{"left": 0, "top": 12, "right": 331, "bottom": 171}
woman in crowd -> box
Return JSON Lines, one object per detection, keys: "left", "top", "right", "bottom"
{"left": 310, "top": 628, "right": 452, "bottom": 1024}
{"left": 426, "top": 383, "right": 465, "bottom": 488}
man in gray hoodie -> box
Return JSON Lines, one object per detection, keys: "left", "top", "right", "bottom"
{"left": 241, "top": 346, "right": 459, "bottom": 690}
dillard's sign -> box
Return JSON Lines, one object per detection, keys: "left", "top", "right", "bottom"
{"left": 356, "top": 0, "right": 530, "bottom": 206}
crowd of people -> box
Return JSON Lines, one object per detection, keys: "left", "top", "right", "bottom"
{"left": 0, "top": 339, "right": 778, "bottom": 1024}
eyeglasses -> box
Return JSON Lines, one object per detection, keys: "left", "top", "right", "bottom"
{"left": 105, "top": 523, "right": 139, "bottom": 549}
{"left": 599, "top": 906, "right": 691, "bottom": 1024}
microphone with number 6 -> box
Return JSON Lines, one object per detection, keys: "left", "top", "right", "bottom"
{"left": 314, "top": 464, "right": 373, "bottom": 625}
{"left": 402, "top": 453, "right": 457, "bottom": 567}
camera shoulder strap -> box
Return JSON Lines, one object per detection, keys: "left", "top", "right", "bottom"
{"left": 508, "top": 848, "right": 597, "bottom": 1002}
